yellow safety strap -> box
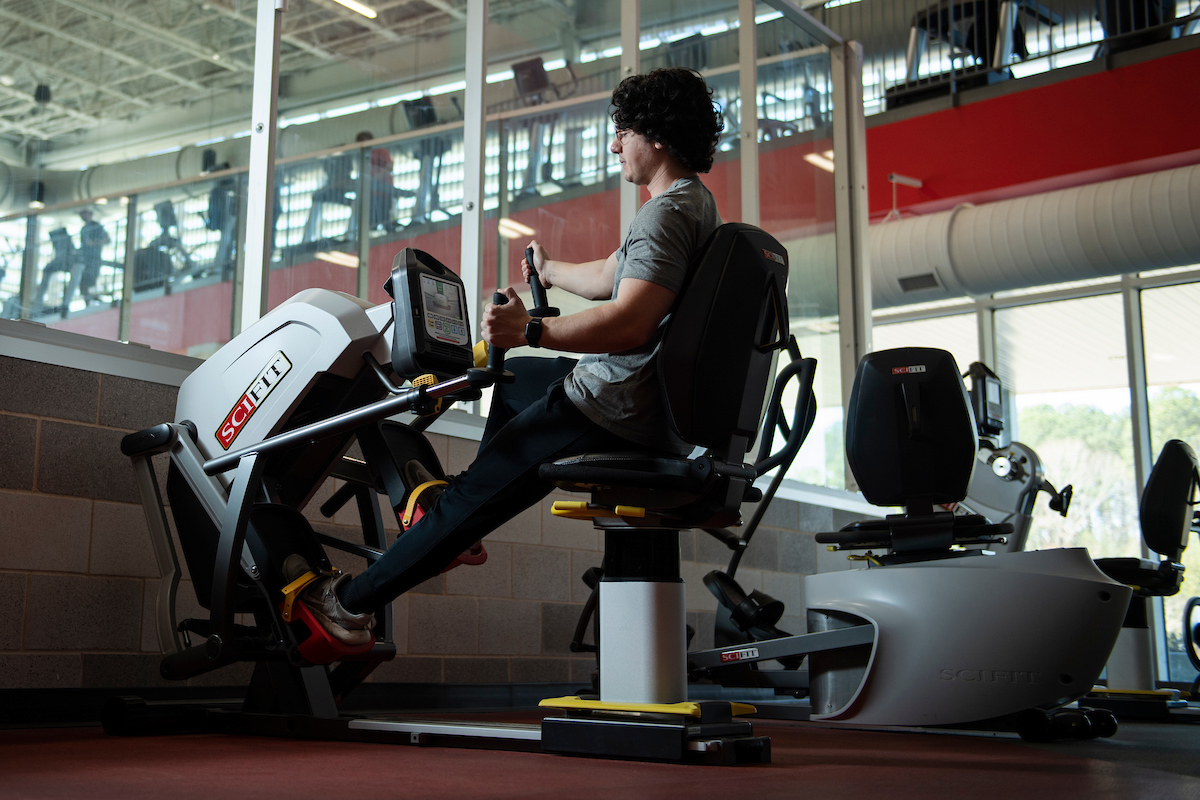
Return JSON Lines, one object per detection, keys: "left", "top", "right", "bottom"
{"left": 472, "top": 340, "right": 489, "bottom": 368}
{"left": 402, "top": 479, "right": 449, "bottom": 527}
{"left": 539, "top": 695, "right": 756, "bottom": 717}
{"left": 551, "top": 500, "right": 645, "bottom": 520}
{"left": 280, "top": 571, "right": 321, "bottom": 623}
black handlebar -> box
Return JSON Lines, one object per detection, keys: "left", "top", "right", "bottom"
{"left": 487, "top": 292, "right": 508, "bottom": 372}
{"left": 525, "top": 246, "right": 560, "bottom": 318}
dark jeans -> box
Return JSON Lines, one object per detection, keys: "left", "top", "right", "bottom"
{"left": 342, "top": 357, "right": 637, "bottom": 611}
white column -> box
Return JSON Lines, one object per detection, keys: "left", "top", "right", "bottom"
{"left": 236, "top": 0, "right": 285, "bottom": 334}
{"left": 738, "top": 0, "right": 759, "bottom": 226}
{"left": 619, "top": 0, "right": 641, "bottom": 240}
{"left": 831, "top": 40, "right": 871, "bottom": 490}
{"left": 460, "top": 0, "right": 488, "bottom": 335}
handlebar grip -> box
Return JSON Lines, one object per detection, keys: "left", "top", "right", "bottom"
{"left": 487, "top": 292, "right": 507, "bottom": 372}
{"left": 526, "top": 246, "right": 550, "bottom": 312}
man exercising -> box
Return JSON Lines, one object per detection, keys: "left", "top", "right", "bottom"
{"left": 289, "top": 67, "right": 724, "bottom": 644}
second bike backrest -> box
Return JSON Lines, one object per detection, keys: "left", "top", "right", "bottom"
{"left": 846, "top": 347, "right": 979, "bottom": 512}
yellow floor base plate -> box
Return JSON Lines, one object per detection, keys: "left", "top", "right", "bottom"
{"left": 539, "top": 696, "right": 757, "bottom": 717}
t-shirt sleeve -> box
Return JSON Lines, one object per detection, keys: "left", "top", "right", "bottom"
{"left": 617, "top": 196, "right": 697, "bottom": 297}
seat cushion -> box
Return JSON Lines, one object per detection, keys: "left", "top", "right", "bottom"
{"left": 1094, "top": 556, "right": 1184, "bottom": 596}
{"left": 539, "top": 452, "right": 713, "bottom": 509}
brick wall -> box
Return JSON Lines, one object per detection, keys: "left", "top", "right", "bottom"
{"left": 0, "top": 353, "right": 831, "bottom": 691}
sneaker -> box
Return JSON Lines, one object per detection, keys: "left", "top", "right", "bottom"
{"left": 281, "top": 554, "right": 374, "bottom": 646}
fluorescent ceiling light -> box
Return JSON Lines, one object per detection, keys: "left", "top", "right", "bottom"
{"left": 376, "top": 91, "right": 424, "bottom": 105}
{"left": 29, "top": 200, "right": 45, "bottom": 209}
{"left": 316, "top": 251, "right": 360, "bottom": 268}
{"left": 804, "top": 152, "right": 835, "bottom": 172}
{"left": 543, "top": 59, "right": 566, "bottom": 71}
{"left": 332, "top": 0, "right": 377, "bottom": 19}
{"left": 497, "top": 217, "right": 536, "bottom": 240}
{"left": 0, "top": 75, "right": 14, "bottom": 87}
{"left": 325, "top": 102, "right": 370, "bottom": 118}
{"left": 429, "top": 80, "right": 465, "bottom": 95}
{"left": 281, "top": 112, "right": 320, "bottom": 127}
{"left": 487, "top": 70, "right": 515, "bottom": 84}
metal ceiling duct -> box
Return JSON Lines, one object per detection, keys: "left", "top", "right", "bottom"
{"left": 871, "top": 162, "right": 1200, "bottom": 307}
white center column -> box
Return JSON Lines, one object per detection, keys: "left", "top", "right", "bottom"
{"left": 460, "top": 0, "right": 489, "bottom": 346}
{"left": 237, "top": 0, "right": 286, "bottom": 334}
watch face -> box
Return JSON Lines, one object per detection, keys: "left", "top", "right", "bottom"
{"left": 525, "top": 318, "right": 542, "bottom": 346}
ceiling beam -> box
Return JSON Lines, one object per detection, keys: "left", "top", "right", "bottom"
{"left": 0, "top": 84, "right": 99, "bottom": 127}
{"left": 306, "top": 0, "right": 403, "bottom": 42}
{"left": 50, "top": 0, "right": 254, "bottom": 73}
{"left": 0, "top": 50, "right": 152, "bottom": 110}
{"left": 200, "top": 0, "right": 341, "bottom": 62}
{"left": 420, "top": 0, "right": 466, "bottom": 21}
{"left": 0, "top": 7, "right": 210, "bottom": 93}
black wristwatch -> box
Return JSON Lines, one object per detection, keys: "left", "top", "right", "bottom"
{"left": 524, "top": 317, "right": 544, "bottom": 348}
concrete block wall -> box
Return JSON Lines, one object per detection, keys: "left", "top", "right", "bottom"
{"left": 0, "top": 353, "right": 832, "bottom": 691}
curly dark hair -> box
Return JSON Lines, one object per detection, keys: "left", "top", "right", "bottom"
{"left": 610, "top": 68, "right": 724, "bottom": 174}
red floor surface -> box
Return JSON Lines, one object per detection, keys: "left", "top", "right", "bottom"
{"left": 2, "top": 719, "right": 1198, "bottom": 800}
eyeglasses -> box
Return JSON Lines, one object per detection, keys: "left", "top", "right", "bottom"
{"left": 613, "top": 129, "right": 636, "bottom": 145}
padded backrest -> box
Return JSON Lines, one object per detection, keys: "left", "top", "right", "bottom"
{"left": 1140, "top": 439, "right": 1199, "bottom": 562}
{"left": 845, "top": 347, "right": 978, "bottom": 511}
{"left": 658, "top": 223, "right": 789, "bottom": 458}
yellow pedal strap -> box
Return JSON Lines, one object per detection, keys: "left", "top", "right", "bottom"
{"left": 538, "top": 696, "right": 756, "bottom": 717}
{"left": 551, "top": 500, "right": 645, "bottom": 520}
{"left": 280, "top": 571, "right": 321, "bottom": 623}
{"left": 402, "top": 479, "right": 449, "bottom": 527}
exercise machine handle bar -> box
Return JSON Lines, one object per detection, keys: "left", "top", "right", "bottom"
{"left": 487, "top": 292, "right": 508, "bottom": 372}
{"left": 755, "top": 337, "right": 816, "bottom": 477}
{"left": 203, "top": 340, "right": 512, "bottom": 477}
{"left": 525, "top": 246, "right": 560, "bottom": 319}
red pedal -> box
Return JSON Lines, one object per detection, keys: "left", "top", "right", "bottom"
{"left": 284, "top": 599, "right": 375, "bottom": 664}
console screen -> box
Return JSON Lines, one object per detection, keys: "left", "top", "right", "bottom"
{"left": 419, "top": 273, "right": 469, "bottom": 346}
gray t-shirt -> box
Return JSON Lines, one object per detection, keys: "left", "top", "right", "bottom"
{"left": 564, "top": 177, "right": 721, "bottom": 455}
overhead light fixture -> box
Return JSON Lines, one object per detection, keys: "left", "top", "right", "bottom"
{"left": 804, "top": 151, "right": 835, "bottom": 173}
{"left": 497, "top": 217, "right": 536, "bottom": 240}
{"left": 316, "top": 251, "right": 360, "bottom": 269}
{"left": 0, "top": 75, "right": 14, "bottom": 87}
{"left": 331, "top": 0, "right": 377, "bottom": 19}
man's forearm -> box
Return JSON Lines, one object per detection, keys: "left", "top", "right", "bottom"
{"left": 543, "top": 255, "right": 615, "bottom": 301}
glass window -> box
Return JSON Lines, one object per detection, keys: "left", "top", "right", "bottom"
{"left": 0, "top": 8, "right": 251, "bottom": 347}
{"left": 872, "top": 312, "right": 980, "bottom": 376}
{"left": 1141, "top": 281, "right": 1200, "bottom": 684}
{"left": 758, "top": 17, "right": 840, "bottom": 489}
{"left": 994, "top": 294, "right": 1140, "bottom": 559}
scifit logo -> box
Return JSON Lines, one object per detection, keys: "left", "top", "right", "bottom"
{"left": 761, "top": 249, "right": 785, "bottom": 265}
{"left": 892, "top": 365, "right": 927, "bottom": 375}
{"left": 216, "top": 352, "right": 292, "bottom": 450}
{"left": 719, "top": 646, "right": 760, "bottom": 663}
